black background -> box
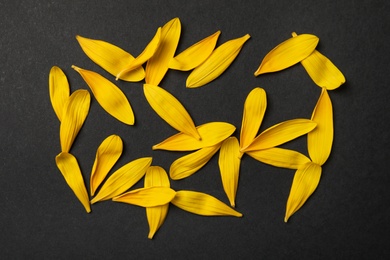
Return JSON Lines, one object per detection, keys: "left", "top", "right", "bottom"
{"left": 1, "top": 0, "right": 389, "bottom": 259}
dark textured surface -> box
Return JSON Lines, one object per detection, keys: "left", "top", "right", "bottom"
{"left": 1, "top": 0, "right": 389, "bottom": 258}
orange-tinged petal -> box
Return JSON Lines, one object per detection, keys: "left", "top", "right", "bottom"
{"left": 112, "top": 186, "right": 176, "bottom": 207}
{"left": 90, "top": 135, "right": 123, "bottom": 196}
{"left": 308, "top": 88, "right": 333, "bottom": 166}
{"left": 143, "top": 84, "right": 200, "bottom": 140}
{"left": 55, "top": 152, "right": 90, "bottom": 213}
{"left": 285, "top": 162, "right": 322, "bottom": 222}
{"left": 169, "top": 31, "right": 221, "bottom": 71}
{"left": 72, "top": 66, "right": 135, "bottom": 125}
{"left": 49, "top": 66, "right": 70, "bottom": 122}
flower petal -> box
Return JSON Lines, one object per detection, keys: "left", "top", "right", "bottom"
{"left": 55, "top": 152, "right": 90, "bottom": 213}
{"left": 169, "top": 31, "right": 221, "bottom": 71}
{"left": 113, "top": 186, "right": 176, "bottom": 207}
{"left": 308, "top": 88, "right": 333, "bottom": 166}
{"left": 285, "top": 162, "right": 322, "bottom": 222}
{"left": 218, "top": 137, "right": 241, "bottom": 207}
{"left": 60, "top": 89, "right": 90, "bottom": 152}
{"left": 171, "top": 190, "right": 242, "bottom": 217}
{"left": 153, "top": 122, "right": 236, "bottom": 151}
{"left": 146, "top": 17, "right": 181, "bottom": 85}
{"left": 72, "top": 66, "right": 135, "bottom": 125}
{"left": 254, "top": 34, "right": 319, "bottom": 76}
{"left": 90, "top": 157, "right": 152, "bottom": 204}
{"left": 143, "top": 84, "right": 200, "bottom": 140}
{"left": 49, "top": 66, "right": 70, "bottom": 122}
{"left": 186, "top": 34, "right": 250, "bottom": 88}
{"left": 90, "top": 135, "right": 123, "bottom": 196}
{"left": 75, "top": 35, "right": 145, "bottom": 82}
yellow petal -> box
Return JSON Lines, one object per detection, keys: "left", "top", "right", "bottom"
{"left": 246, "top": 148, "right": 311, "bottom": 169}
{"left": 218, "top": 137, "right": 241, "bottom": 207}
{"left": 308, "top": 88, "right": 333, "bottom": 166}
{"left": 153, "top": 122, "right": 236, "bottom": 151}
{"left": 170, "top": 143, "right": 222, "bottom": 180}
{"left": 90, "top": 135, "right": 123, "bottom": 196}
{"left": 90, "top": 157, "right": 152, "bottom": 204}
{"left": 112, "top": 186, "right": 176, "bottom": 207}
{"left": 49, "top": 66, "right": 70, "bottom": 121}
{"left": 254, "top": 34, "right": 319, "bottom": 76}
{"left": 143, "top": 84, "right": 200, "bottom": 140}
{"left": 285, "top": 162, "right": 322, "bottom": 222}
{"left": 169, "top": 31, "right": 221, "bottom": 71}
{"left": 55, "top": 152, "right": 90, "bottom": 213}
{"left": 72, "top": 66, "right": 135, "bottom": 125}
{"left": 60, "top": 90, "right": 90, "bottom": 152}
{"left": 242, "top": 119, "right": 317, "bottom": 152}
{"left": 145, "top": 166, "right": 170, "bottom": 188}
{"left": 75, "top": 35, "right": 145, "bottom": 82}
{"left": 186, "top": 34, "right": 250, "bottom": 88}
{"left": 171, "top": 190, "right": 242, "bottom": 217}
{"left": 146, "top": 17, "right": 181, "bottom": 85}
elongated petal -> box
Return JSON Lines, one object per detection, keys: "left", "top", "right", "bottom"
{"left": 187, "top": 34, "right": 250, "bottom": 88}
{"left": 55, "top": 152, "right": 90, "bottom": 213}
{"left": 246, "top": 147, "right": 311, "bottom": 169}
{"left": 60, "top": 90, "right": 90, "bottom": 152}
{"left": 308, "top": 89, "right": 333, "bottom": 166}
{"left": 72, "top": 66, "right": 134, "bottom": 125}
{"left": 170, "top": 143, "right": 222, "bottom": 180}
{"left": 113, "top": 186, "right": 176, "bottom": 207}
{"left": 254, "top": 34, "right": 319, "bottom": 76}
{"left": 169, "top": 31, "right": 221, "bottom": 71}
{"left": 49, "top": 66, "right": 70, "bottom": 121}
{"left": 171, "top": 190, "right": 242, "bottom": 217}
{"left": 239, "top": 87, "right": 267, "bottom": 151}
{"left": 242, "top": 119, "right": 317, "bottom": 152}
{"left": 146, "top": 17, "right": 181, "bottom": 85}
{"left": 76, "top": 35, "right": 145, "bottom": 82}
{"left": 90, "top": 135, "right": 123, "bottom": 196}
{"left": 285, "top": 162, "right": 322, "bottom": 222}
{"left": 91, "top": 157, "right": 152, "bottom": 204}
{"left": 153, "top": 122, "right": 236, "bottom": 151}
{"left": 218, "top": 137, "right": 241, "bottom": 207}
{"left": 143, "top": 84, "right": 200, "bottom": 140}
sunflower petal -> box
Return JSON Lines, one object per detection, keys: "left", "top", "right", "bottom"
{"left": 49, "top": 66, "right": 70, "bottom": 121}
{"left": 72, "top": 66, "right": 135, "bottom": 125}
{"left": 171, "top": 190, "right": 242, "bottom": 217}
{"left": 60, "top": 90, "right": 90, "bottom": 152}
{"left": 169, "top": 31, "right": 221, "bottom": 71}
{"left": 186, "top": 34, "right": 250, "bottom": 88}
{"left": 55, "top": 152, "right": 90, "bottom": 213}
{"left": 75, "top": 35, "right": 145, "bottom": 82}
{"left": 218, "top": 137, "right": 241, "bottom": 207}
{"left": 90, "top": 157, "right": 152, "bottom": 204}
{"left": 143, "top": 84, "right": 200, "bottom": 140}
{"left": 254, "top": 34, "right": 319, "bottom": 76}
{"left": 170, "top": 143, "right": 222, "bottom": 180}
{"left": 113, "top": 186, "right": 176, "bottom": 207}
{"left": 90, "top": 135, "right": 123, "bottom": 196}
{"left": 153, "top": 122, "right": 236, "bottom": 151}
{"left": 146, "top": 17, "right": 181, "bottom": 85}
{"left": 308, "top": 89, "right": 333, "bottom": 166}
{"left": 285, "top": 162, "right": 322, "bottom": 222}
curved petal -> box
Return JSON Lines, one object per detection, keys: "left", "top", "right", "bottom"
{"left": 49, "top": 66, "right": 70, "bottom": 121}
{"left": 113, "top": 186, "right": 176, "bottom": 207}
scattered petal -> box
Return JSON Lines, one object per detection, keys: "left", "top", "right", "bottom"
{"left": 113, "top": 186, "right": 176, "bottom": 207}
{"left": 49, "top": 66, "right": 70, "bottom": 121}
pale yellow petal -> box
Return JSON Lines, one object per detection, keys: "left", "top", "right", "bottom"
{"left": 143, "top": 84, "right": 200, "bottom": 140}
{"left": 169, "top": 31, "right": 221, "bottom": 71}
{"left": 75, "top": 35, "right": 145, "bottom": 82}
{"left": 285, "top": 162, "right": 322, "bottom": 222}
{"left": 146, "top": 17, "right": 181, "bottom": 85}
{"left": 186, "top": 34, "right": 250, "bottom": 88}
{"left": 55, "top": 152, "right": 90, "bottom": 213}
{"left": 49, "top": 66, "right": 70, "bottom": 121}
{"left": 308, "top": 88, "right": 333, "bottom": 166}
{"left": 90, "top": 135, "right": 123, "bottom": 196}
{"left": 91, "top": 157, "right": 152, "bottom": 204}
{"left": 72, "top": 66, "right": 135, "bottom": 125}
{"left": 246, "top": 148, "right": 311, "bottom": 169}
{"left": 218, "top": 137, "right": 241, "bottom": 207}
{"left": 112, "top": 186, "right": 176, "bottom": 207}
{"left": 171, "top": 190, "right": 242, "bottom": 217}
